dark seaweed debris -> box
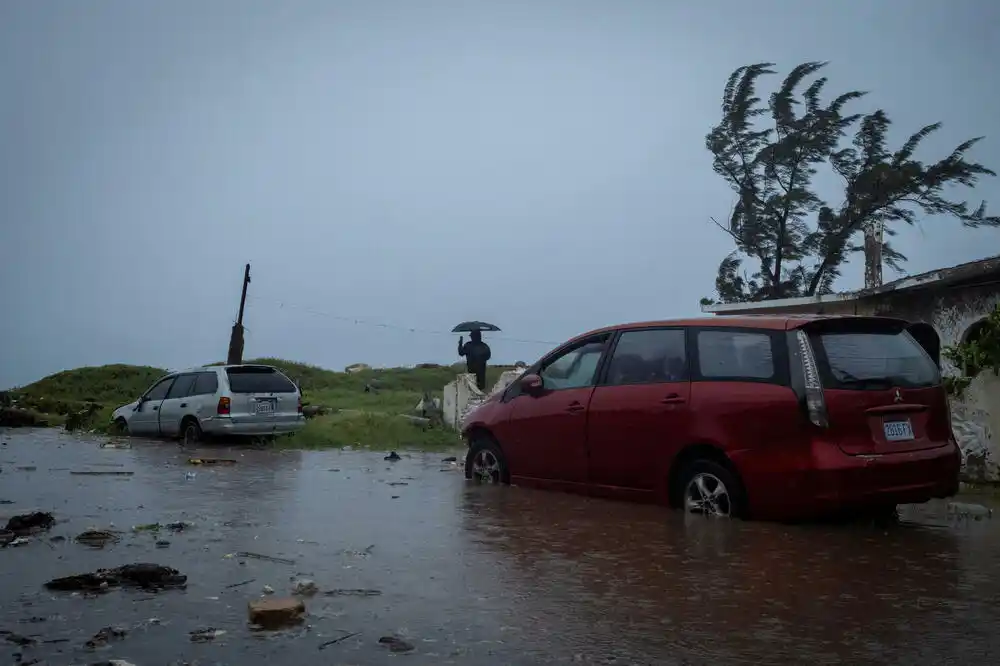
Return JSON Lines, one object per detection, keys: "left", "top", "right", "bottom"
{"left": 5, "top": 512, "right": 55, "bottom": 536}
{"left": 45, "top": 563, "right": 187, "bottom": 592}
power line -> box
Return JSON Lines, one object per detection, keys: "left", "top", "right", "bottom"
{"left": 246, "top": 295, "right": 560, "bottom": 347}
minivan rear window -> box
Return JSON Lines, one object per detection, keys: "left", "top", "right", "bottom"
{"left": 225, "top": 367, "right": 297, "bottom": 393}
{"left": 812, "top": 331, "right": 939, "bottom": 389}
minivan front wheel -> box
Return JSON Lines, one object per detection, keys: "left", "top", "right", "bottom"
{"left": 465, "top": 437, "right": 509, "bottom": 485}
{"left": 679, "top": 460, "right": 744, "bottom": 518}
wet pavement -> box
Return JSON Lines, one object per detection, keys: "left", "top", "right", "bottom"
{"left": 1, "top": 428, "right": 999, "bottom": 665}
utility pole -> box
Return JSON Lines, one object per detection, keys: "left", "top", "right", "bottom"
{"left": 226, "top": 263, "right": 251, "bottom": 365}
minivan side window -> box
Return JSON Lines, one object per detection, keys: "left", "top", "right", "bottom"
{"left": 539, "top": 337, "right": 608, "bottom": 390}
{"left": 192, "top": 372, "right": 219, "bottom": 396}
{"left": 697, "top": 330, "right": 775, "bottom": 381}
{"left": 166, "top": 374, "right": 197, "bottom": 399}
{"left": 606, "top": 329, "right": 687, "bottom": 385}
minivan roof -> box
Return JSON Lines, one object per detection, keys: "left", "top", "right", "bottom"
{"left": 566, "top": 314, "right": 910, "bottom": 345}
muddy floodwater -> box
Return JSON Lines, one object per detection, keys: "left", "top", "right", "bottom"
{"left": 1, "top": 430, "right": 999, "bottom": 665}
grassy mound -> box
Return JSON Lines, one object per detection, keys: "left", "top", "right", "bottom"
{"left": 7, "top": 359, "right": 509, "bottom": 449}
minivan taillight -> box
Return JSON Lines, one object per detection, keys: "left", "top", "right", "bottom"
{"left": 297, "top": 396, "right": 303, "bottom": 413}
{"left": 217, "top": 397, "right": 231, "bottom": 415}
{"left": 796, "top": 330, "right": 828, "bottom": 428}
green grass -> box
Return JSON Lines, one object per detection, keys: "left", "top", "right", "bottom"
{"left": 9, "top": 358, "right": 508, "bottom": 448}
{"left": 277, "top": 411, "right": 463, "bottom": 451}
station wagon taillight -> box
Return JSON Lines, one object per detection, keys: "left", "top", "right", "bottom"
{"left": 297, "top": 396, "right": 302, "bottom": 413}
{"left": 217, "top": 397, "right": 231, "bottom": 415}
{"left": 796, "top": 330, "right": 828, "bottom": 428}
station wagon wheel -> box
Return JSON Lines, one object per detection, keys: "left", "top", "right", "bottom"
{"left": 678, "top": 460, "right": 745, "bottom": 519}
{"left": 181, "top": 419, "right": 203, "bottom": 447}
{"left": 465, "top": 437, "right": 509, "bottom": 485}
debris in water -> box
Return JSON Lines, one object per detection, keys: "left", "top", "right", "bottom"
{"left": 133, "top": 523, "right": 161, "bottom": 532}
{"left": 187, "top": 458, "right": 238, "bottom": 466}
{"left": 45, "top": 563, "right": 187, "bottom": 592}
{"left": 75, "top": 530, "right": 122, "bottom": 548}
{"left": 5, "top": 633, "right": 36, "bottom": 646}
{"left": 387, "top": 481, "right": 408, "bottom": 486}
{"left": 85, "top": 625, "right": 127, "bottom": 649}
{"left": 9, "top": 536, "right": 32, "bottom": 547}
{"left": 378, "top": 635, "right": 415, "bottom": 653}
{"left": 237, "top": 551, "right": 295, "bottom": 565}
{"left": 292, "top": 579, "right": 318, "bottom": 596}
{"left": 155, "top": 540, "right": 171, "bottom": 549}
{"left": 384, "top": 451, "right": 401, "bottom": 461}
{"left": 247, "top": 597, "right": 306, "bottom": 629}
{"left": 70, "top": 471, "right": 134, "bottom": 476}
{"left": 5, "top": 511, "right": 55, "bottom": 535}
{"left": 262, "top": 584, "right": 275, "bottom": 595}
{"left": 948, "top": 501, "right": 994, "bottom": 520}
{"left": 190, "top": 627, "right": 227, "bottom": 642}
{"left": 318, "top": 631, "right": 360, "bottom": 650}
{"left": 442, "top": 456, "right": 458, "bottom": 463}
{"left": 0, "top": 529, "right": 14, "bottom": 547}
{"left": 224, "top": 578, "right": 255, "bottom": 589}
{"left": 324, "top": 588, "right": 382, "bottom": 597}
{"left": 166, "top": 521, "right": 192, "bottom": 532}
{"left": 16, "top": 466, "right": 37, "bottom": 471}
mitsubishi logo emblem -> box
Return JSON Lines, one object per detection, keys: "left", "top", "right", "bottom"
{"left": 893, "top": 388, "right": 903, "bottom": 403}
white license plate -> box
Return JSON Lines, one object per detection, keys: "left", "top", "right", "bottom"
{"left": 254, "top": 400, "right": 275, "bottom": 414}
{"left": 883, "top": 419, "right": 914, "bottom": 441}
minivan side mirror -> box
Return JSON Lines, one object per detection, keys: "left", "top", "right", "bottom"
{"left": 520, "top": 373, "right": 544, "bottom": 396}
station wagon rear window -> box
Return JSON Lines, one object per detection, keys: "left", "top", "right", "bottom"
{"left": 812, "top": 330, "right": 939, "bottom": 389}
{"left": 225, "top": 367, "right": 297, "bottom": 393}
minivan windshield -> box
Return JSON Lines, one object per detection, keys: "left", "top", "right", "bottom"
{"left": 812, "top": 330, "right": 939, "bottom": 390}
{"left": 226, "top": 367, "right": 297, "bottom": 393}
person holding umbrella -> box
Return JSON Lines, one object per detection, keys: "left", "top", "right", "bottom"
{"left": 453, "top": 321, "right": 499, "bottom": 391}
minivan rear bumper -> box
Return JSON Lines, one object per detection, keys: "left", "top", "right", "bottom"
{"left": 734, "top": 438, "right": 961, "bottom": 521}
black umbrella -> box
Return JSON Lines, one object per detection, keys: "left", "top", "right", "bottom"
{"left": 451, "top": 321, "right": 501, "bottom": 333}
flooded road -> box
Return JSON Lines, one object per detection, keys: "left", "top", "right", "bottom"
{"left": 1, "top": 428, "right": 999, "bottom": 665}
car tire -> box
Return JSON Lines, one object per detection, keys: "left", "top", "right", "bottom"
{"left": 465, "top": 436, "right": 509, "bottom": 485}
{"left": 181, "top": 419, "right": 203, "bottom": 447}
{"left": 113, "top": 418, "right": 129, "bottom": 435}
{"left": 677, "top": 459, "right": 746, "bottom": 519}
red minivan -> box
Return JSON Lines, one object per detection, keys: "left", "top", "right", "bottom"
{"left": 461, "top": 315, "right": 960, "bottom": 521}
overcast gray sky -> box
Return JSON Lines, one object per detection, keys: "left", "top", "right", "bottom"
{"left": 2, "top": 0, "right": 999, "bottom": 388}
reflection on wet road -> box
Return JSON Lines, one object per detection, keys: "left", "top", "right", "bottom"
{"left": 1, "top": 429, "right": 998, "bottom": 665}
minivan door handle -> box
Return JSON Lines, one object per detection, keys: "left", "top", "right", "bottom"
{"left": 179, "top": 403, "right": 187, "bottom": 408}
{"left": 660, "top": 393, "right": 685, "bottom": 405}
{"left": 566, "top": 401, "right": 586, "bottom": 414}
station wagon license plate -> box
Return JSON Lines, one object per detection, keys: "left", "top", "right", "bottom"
{"left": 883, "top": 419, "right": 914, "bottom": 442}
{"left": 254, "top": 400, "right": 275, "bottom": 415}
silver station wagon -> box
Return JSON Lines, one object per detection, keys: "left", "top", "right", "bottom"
{"left": 111, "top": 364, "right": 305, "bottom": 444}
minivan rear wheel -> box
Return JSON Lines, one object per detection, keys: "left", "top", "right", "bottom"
{"left": 678, "top": 460, "right": 745, "bottom": 518}
{"left": 465, "top": 437, "right": 509, "bottom": 485}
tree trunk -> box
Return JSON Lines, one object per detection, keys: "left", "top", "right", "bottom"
{"left": 863, "top": 221, "right": 883, "bottom": 290}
